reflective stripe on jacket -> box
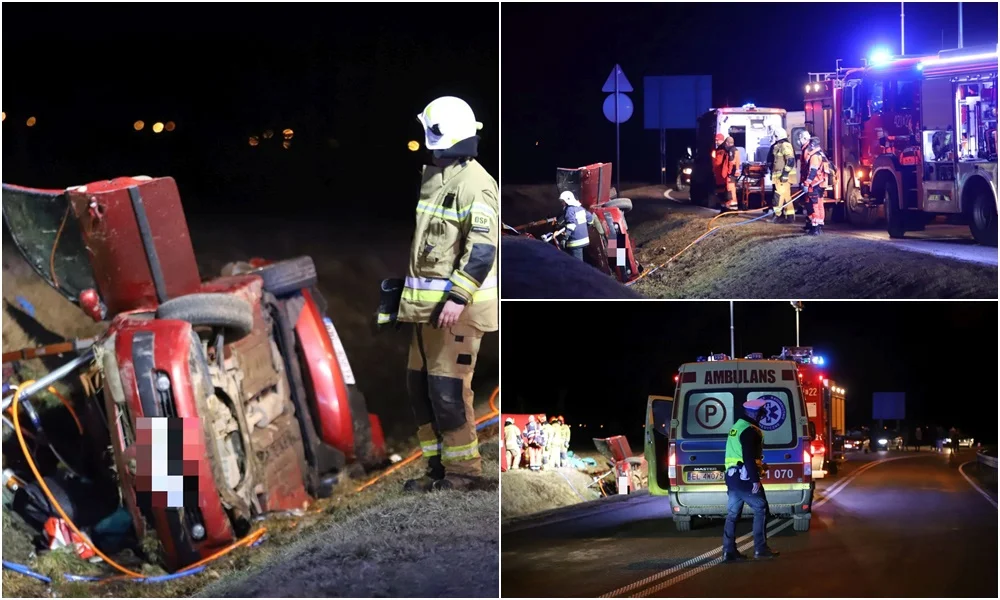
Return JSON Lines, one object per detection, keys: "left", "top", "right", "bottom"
{"left": 399, "top": 159, "right": 499, "bottom": 332}
{"left": 725, "top": 418, "right": 764, "bottom": 482}
{"left": 769, "top": 139, "right": 797, "bottom": 183}
{"left": 562, "top": 205, "right": 592, "bottom": 248}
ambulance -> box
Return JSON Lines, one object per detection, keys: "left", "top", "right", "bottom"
{"left": 646, "top": 353, "right": 815, "bottom": 532}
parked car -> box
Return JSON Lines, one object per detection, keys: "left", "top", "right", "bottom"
{"left": 872, "top": 430, "right": 904, "bottom": 451}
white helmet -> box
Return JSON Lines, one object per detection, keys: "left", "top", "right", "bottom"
{"left": 559, "top": 190, "right": 581, "bottom": 206}
{"left": 417, "top": 96, "right": 483, "bottom": 150}
{"left": 772, "top": 127, "right": 787, "bottom": 140}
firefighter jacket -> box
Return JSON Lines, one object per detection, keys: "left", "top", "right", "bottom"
{"left": 804, "top": 149, "right": 830, "bottom": 188}
{"left": 541, "top": 422, "right": 555, "bottom": 449}
{"left": 560, "top": 204, "right": 593, "bottom": 248}
{"left": 768, "top": 139, "right": 797, "bottom": 184}
{"left": 561, "top": 423, "right": 571, "bottom": 449}
{"left": 525, "top": 421, "right": 542, "bottom": 446}
{"left": 504, "top": 423, "right": 523, "bottom": 450}
{"left": 713, "top": 144, "right": 729, "bottom": 186}
{"left": 724, "top": 417, "right": 764, "bottom": 484}
{"left": 398, "top": 159, "right": 499, "bottom": 332}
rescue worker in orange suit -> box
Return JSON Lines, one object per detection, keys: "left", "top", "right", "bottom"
{"left": 767, "top": 127, "right": 797, "bottom": 223}
{"left": 713, "top": 136, "right": 741, "bottom": 212}
{"left": 557, "top": 190, "right": 595, "bottom": 261}
{"left": 400, "top": 96, "right": 499, "bottom": 492}
{"left": 722, "top": 399, "right": 781, "bottom": 562}
{"left": 802, "top": 136, "right": 829, "bottom": 235}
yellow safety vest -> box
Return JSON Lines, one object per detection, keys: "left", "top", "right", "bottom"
{"left": 725, "top": 419, "right": 763, "bottom": 469}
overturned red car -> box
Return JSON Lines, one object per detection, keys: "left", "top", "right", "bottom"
{"left": 2, "top": 176, "right": 386, "bottom": 570}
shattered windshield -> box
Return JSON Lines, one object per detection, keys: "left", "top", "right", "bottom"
{"left": 2, "top": 184, "right": 95, "bottom": 304}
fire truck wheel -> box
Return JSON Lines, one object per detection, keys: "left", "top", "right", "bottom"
{"left": 252, "top": 256, "right": 318, "bottom": 297}
{"left": 845, "top": 183, "right": 878, "bottom": 228}
{"left": 157, "top": 293, "right": 254, "bottom": 341}
{"left": 969, "top": 190, "right": 998, "bottom": 247}
{"left": 883, "top": 184, "right": 906, "bottom": 239}
{"left": 603, "top": 198, "right": 633, "bottom": 213}
{"left": 673, "top": 517, "right": 692, "bottom": 532}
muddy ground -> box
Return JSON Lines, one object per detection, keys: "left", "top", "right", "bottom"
{"left": 501, "top": 184, "right": 998, "bottom": 299}
{"left": 1, "top": 214, "right": 499, "bottom": 597}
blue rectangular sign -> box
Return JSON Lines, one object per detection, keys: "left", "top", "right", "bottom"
{"left": 872, "top": 392, "right": 906, "bottom": 420}
{"left": 643, "top": 75, "right": 713, "bottom": 130}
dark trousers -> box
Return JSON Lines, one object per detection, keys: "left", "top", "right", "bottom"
{"left": 723, "top": 478, "right": 770, "bottom": 554}
{"left": 564, "top": 246, "right": 585, "bottom": 261}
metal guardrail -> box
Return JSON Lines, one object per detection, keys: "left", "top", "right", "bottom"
{"left": 976, "top": 449, "right": 998, "bottom": 469}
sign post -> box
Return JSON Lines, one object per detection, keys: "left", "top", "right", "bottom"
{"left": 603, "top": 64, "right": 634, "bottom": 195}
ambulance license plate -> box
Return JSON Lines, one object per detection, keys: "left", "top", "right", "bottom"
{"left": 687, "top": 469, "right": 724, "bottom": 482}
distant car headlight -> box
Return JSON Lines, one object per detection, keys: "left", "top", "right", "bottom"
{"left": 878, "top": 438, "right": 888, "bottom": 445}
{"left": 944, "top": 438, "right": 951, "bottom": 443}
{"left": 683, "top": 168, "right": 693, "bottom": 175}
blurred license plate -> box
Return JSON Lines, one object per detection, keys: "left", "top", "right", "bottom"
{"left": 687, "top": 469, "right": 724, "bottom": 482}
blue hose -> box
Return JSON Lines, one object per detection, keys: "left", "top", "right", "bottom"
{"left": 3, "top": 560, "right": 52, "bottom": 584}
{"left": 63, "top": 565, "right": 207, "bottom": 583}
{"left": 476, "top": 416, "right": 499, "bottom": 430}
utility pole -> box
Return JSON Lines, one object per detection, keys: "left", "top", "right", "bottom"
{"left": 729, "top": 301, "right": 735, "bottom": 358}
{"left": 900, "top": 2, "right": 906, "bottom": 55}
{"left": 790, "top": 301, "right": 804, "bottom": 346}
{"left": 959, "top": 1, "right": 964, "bottom": 48}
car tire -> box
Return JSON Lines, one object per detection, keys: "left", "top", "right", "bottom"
{"left": 156, "top": 293, "right": 254, "bottom": 341}
{"left": 602, "top": 198, "right": 633, "bottom": 214}
{"left": 674, "top": 517, "right": 691, "bottom": 532}
{"left": 347, "top": 385, "right": 383, "bottom": 470}
{"left": 252, "top": 256, "right": 318, "bottom": 297}
{"left": 793, "top": 517, "right": 811, "bottom": 532}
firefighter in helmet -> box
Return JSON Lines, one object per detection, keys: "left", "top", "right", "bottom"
{"left": 713, "top": 135, "right": 741, "bottom": 212}
{"left": 767, "top": 127, "right": 797, "bottom": 223}
{"left": 540, "top": 414, "right": 555, "bottom": 470}
{"left": 504, "top": 417, "right": 523, "bottom": 470}
{"left": 557, "top": 190, "right": 594, "bottom": 261}
{"left": 400, "top": 96, "right": 499, "bottom": 492}
{"left": 802, "top": 136, "right": 830, "bottom": 235}
{"left": 547, "top": 415, "right": 563, "bottom": 468}
{"left": 525, "top": 414, "right": 543, "bottom": 471}
{"left": 558, "top": 416, "right": 570, "bottom": 466}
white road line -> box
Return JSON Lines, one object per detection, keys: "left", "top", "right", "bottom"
{"left": 958, "top": 461, "right": 999, "bottom": 509}
{"left": 663, "top": 189, "right": 676, "bottom": 201}
{"left": 601, "top": 454, "right": 924, "bottom": 598}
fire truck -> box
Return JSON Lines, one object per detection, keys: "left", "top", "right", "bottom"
{"left": 777, "top": 347, "right": 845, "bottom": 479}
{"left": 802, "top": 45, "right": 998, "bottom": 245}
{"left": 689, "top": 105, "right": 788, "bottom": 207}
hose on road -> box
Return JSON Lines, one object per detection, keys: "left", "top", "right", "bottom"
{"left": 625, "top": 191, "right": 805, "bottom": 287}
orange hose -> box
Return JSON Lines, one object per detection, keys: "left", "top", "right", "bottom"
{"left": 354, "top": 386, "right": 500, "bottom": 493}
{"left": 12, "top": 380, "right": 268, "bottom": 582}
{"left": 46, "top": 386, "right": 83, "bottom": 435}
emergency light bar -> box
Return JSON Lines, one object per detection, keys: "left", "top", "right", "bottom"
{"left": 744, "top": 352, "right": 764, "bottom": 360}
{"left": 918, "top": 51, "right": 999, "bottom": 70}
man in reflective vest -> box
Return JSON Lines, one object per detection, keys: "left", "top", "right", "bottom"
{"left": 803, "top": 137, "right": 829, "bottom": 235}
{"left": 767, "top": 127, "right": 797, "bottom": 223}
{"left": 400, "top": 96, "right": 499, "bottom": 492}
{"left": 525, "top": 414, "right": 543, "bottom": 471}
{"left": 547, "top": 415, "right": 563, "bottom": 468}
{"left": 504, "top": 418, "right": 523, "bottom": 470}
{"left": 722, "top": 399, "right": 781, "bottom": 561}
{"left": 540, "top": 415, "right": 555, "bottom": 470}
{"left": 558, "top": 416, "right": 570, "bottom": 466}
{"left": 557, "top": 191, "right": 594, "bottom": 261}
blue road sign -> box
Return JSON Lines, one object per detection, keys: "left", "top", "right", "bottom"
{"left": 603, "top": 93, "right": 634, "bottom": 124}
{"left": 602, "top": 64, "right": 634, "bottom": 93}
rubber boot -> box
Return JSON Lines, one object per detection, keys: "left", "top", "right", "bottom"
{"left": 432, "top": 473, "right": 498, "bottom": 492}
{"left": 403, "top": 459, "right": 445, "bottom": 493}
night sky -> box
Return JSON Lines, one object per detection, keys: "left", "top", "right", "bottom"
{"left": 2, "top": 4, "right": 498, "bottom": 221}
{"left": 501, "top": 2, "right": 999, "bottom": 184}
{"left": 502, "top": 301, "right": 998, "bottom": 446}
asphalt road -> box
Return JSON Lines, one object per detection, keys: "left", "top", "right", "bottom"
{"left": 660, "top": 188, "right": 998, "bottom": 268}
{"left": 501, "top": 450, "right": 998, "bottom": 598}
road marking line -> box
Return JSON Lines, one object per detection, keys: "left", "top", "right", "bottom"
{"left": 958, "top": 461, "right": 998, "bottom": 509}
{"left": 601, "top": 454, "right": 924, "bottom": 598}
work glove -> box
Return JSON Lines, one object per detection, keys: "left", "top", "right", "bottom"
{"left": 373, "top": 277, "right": 404, "bottom": 334}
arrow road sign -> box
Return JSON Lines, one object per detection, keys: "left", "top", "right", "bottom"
{"left": 602, "top": 64, "right": 633, "bottom": 93}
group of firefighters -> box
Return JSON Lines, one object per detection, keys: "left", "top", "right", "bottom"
{"left": 713, "top": 128, "right": 832, "bottom": 235}
{"left": 503, "top": 414, "right": 571, "bottom": 471}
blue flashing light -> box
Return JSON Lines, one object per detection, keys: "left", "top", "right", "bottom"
{"left": 869, "top": 47, "right": 893, "bottom": 67}
{"left": 811, "top": 356, "right": 826, "bottom": 366}
{"left": 916, "top": 63, "right": 924, "bottom": 71}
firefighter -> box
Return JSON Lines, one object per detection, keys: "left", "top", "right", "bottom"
{"left": 540, "top": 414, "right": 555, "bottom": 470}
{"left": 558, "top": 416, "right": 570, "bottom": 466}
{"left": 713, "top": 136, "right": 741, "bottom": 212}
{"left": 504, "top": 418, "right": 523, "bottom": 470}
{"left": 802, "top": 136, "right": 830, "bottom": 235}
{"left": 400, "top": 96, "right": 499, "bottom": 492}
{"left": 525, "top": 415, "right": 543, "bottom": 471}
{"left": 557, "top": 191, "right": 594, "bottom": 261}
{"left": 768, "top": 127, "right": 797, "bottom": 223}
{"left": 547, "top": 415, "right": 563, "bottom": 468}
{"left": 722, "top": 399, "right": 780, "bottom": 562}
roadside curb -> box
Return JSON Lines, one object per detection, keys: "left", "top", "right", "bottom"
{"left": 502, "top": 488, "right": 653, "bottom": 534}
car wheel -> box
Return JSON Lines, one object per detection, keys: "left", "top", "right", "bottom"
{"left": 252, "top": 256, "right": 318, "bottom": 297}
{"left": 157, "top": 293, "right": 254, "bottom": 341}
{"left": 674, "top": 517, "right": 691, "bottom": 532}
{"left": 603, "top": 198, "right": 633, "bottom": 213}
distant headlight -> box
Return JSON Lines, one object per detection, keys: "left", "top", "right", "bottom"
{"left": 878, "top": 438, "right": 888, "bottom": 445}
{"left": 683, "top": 168, "right": 693, "bottom": 175}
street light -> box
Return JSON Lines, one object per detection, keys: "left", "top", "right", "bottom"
{"left": 790, "top": 301, "right": 804, "bottom": 346}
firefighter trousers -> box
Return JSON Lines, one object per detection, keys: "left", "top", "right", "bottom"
{"left": 506, "top": 448, "right": 522, "bottom": 470}
{"left": 806, "top": 187, "right": 825, "bottom": 226}
{"left": 772, "top": 180, "right": 795, "bottom": 216}
{"left": 407, "top": 322, "right": 484, "bottom": 478}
